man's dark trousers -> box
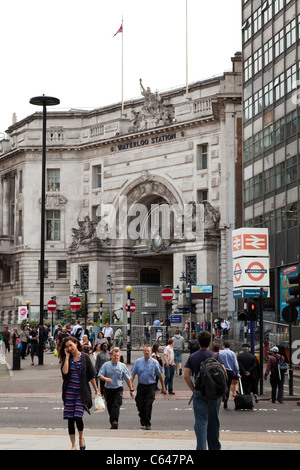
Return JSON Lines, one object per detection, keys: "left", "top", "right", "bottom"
{"left": 135, "top": 383, "right": 156, "bottom": 427}
{"left": 104, "top": 387, "right": 123, "bottom": 425}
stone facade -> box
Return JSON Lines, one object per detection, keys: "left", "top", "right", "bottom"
{"left": 0, "top": 53, "right": 242, "bottom": 325}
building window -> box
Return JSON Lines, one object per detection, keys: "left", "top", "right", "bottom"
{"left": 186, "top": 256, "right": 197, "bottom": 285}
{"left": 197, "top": 190, "right": 208, "bottom": 204}
{"left": 274, "top": 30, "right": 284, "bottom": 58}
{"left": 244, "top": 97, "right": 253, "bottom": 121}
{"left": 39, "top": 260, "right": 49, "bottom": 279}
{"left": 46, "top": 210, "right": 60, "bottom": 240}
{"left": 253, "top": 47, "right": 262, "bottom": 75}
{"left": 263, "top": 39, "right": 273, "bottom": 67}
{"left": 47, "top": 169, "right": 60, "bottom": 192}
{"left": 93, "top": 165, "right": 102, "bottom": 189}
{"left": 197, "top": 145, "right": 208, "bottom": 170}
{"left": 80, "top": 265, "right": 89, "bottom": 291}
{"left": 57, "top": 260, "right": 67, "bottom": 279}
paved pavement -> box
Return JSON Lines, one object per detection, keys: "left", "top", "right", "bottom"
{"left": 0, "top": 349, "right": 300, "bottom": 451}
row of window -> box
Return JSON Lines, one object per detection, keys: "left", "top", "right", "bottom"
{"left": 243, "top": 0, "right": 293, "bottom": 43}
{"left": 42, "top": 260, "right": 67, "bottom": 279}
{"left": 243, "top": 109, "right": 298, "bottom": 163}
{"left": 1, "top": 260, "right": 67, "bottom": 284}
{"left": 245, "top": 201, "right": 298, "bottom": 234}
{"left": 244, "top": 17, "right": 298, "bottom": 82}
{"left": 46, "top": 166, "right": 102, "bottom": 192}
{"left": 244, "top": 155, "right": 299, "bottom": 202}
{"left": 244, "top": 62, "right": 299, "bottom": 121}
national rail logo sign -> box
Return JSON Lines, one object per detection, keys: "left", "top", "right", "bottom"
{"left": 233, "top": 257, "right": 270, "bottom": 288}
{"left": 232, "top": 228, "right": 269, "bottom": 258}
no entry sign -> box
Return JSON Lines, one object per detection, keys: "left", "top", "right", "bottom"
{"left": 127, "top": 302, "right": 136, "bottom": 313}
{"left": 69, "top": 296, "right": 82, "bottom": 311}
{"left": 161, "top": 288, "right": 174, "bottom": 301}
{"left": 47, "top": 299, "right": 57, "bottom": 312}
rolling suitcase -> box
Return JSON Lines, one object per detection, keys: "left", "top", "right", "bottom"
{"left": 234, "top": 379, "right": 253, "bottom": 410}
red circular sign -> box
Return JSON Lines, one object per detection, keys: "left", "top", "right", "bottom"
{"left": 47, "top": 299, "right": 57, "bottom": 312}
{"left": 127, "top": 302, "right": 136, "bottom": 313}
{"left": 234, "top": 262, "right": 242, "bottom": 283}
{"left": 69, "top": 296, "right": 82, "bottom": 311}
{"left": 246, "top": 261, "right": 267, "bottom": 282}
{"left": 161, "top": 288, "right": 174, "bottom": 301}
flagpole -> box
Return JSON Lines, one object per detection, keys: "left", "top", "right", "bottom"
{"left": 121, "top": 16, "right": 124, "bottom": 119}
{"left": 186, "top": 0, "right": 189, "bottom": 98}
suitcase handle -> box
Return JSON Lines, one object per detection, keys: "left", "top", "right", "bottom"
{"left": 238, "top": 378, "right": 244, "bottom": 395}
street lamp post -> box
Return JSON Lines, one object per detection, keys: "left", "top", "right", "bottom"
{"left": 30, "top": 95, "right": 60, "bottom": 366}
{"left": 126, "top": 285, "right": 132, "bottom": 364}
{"left": 99, "top": 298, "right": 104, "bottom": 331}
{"left": 107, "top": 274, "right": 113, "bottom": 324}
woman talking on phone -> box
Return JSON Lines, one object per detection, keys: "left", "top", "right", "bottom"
{"left": 58, "top": 336, "right": 101, "bottom": 450}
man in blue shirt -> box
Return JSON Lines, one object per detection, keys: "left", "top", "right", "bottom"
{"left": 131, "top": 345, "right": 166, "bottom": 430}
{"left": 99, "top": 347, "right": 134, "bottom": 429}
{"left": 219, "top": 341, "right": 240, "bottom": 409}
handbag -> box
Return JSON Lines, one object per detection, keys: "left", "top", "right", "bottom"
{"left": 94, "top": 395, "right": 105, "bottom": 413}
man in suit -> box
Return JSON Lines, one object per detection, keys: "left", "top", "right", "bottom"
{"left": 237, "top": 344, "right": 260, "bottom": 402}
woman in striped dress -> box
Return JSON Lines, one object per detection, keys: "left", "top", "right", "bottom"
{"left": 59, "top": 336, "right": 101, "bottom": 450}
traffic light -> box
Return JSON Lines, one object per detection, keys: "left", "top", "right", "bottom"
{"left": 238, "top": 310, "right": 247, "bottom": 321}
{"left": 288, "top": 273, "right": 300, "bottom": 308}
{"left": 247, "top": 298, "right": 259, "bottom": 321}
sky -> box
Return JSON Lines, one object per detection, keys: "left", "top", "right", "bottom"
{"left": 0, "top": 0, "right": 241, "bottom": 136}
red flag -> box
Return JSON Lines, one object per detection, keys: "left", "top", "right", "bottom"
{"left": 113, "top": 24, "right": 123, "bottom": 37}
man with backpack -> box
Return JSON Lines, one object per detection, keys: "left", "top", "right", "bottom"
{"left": 184, "top": 331, "right": 227, "bottom": 450}
{"left": 264, "top": 346, "right": 287, "bottom": 404}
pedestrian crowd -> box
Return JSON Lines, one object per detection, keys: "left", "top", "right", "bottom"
{"left": 0, "top": 322, "right": 290, "bottom": 451}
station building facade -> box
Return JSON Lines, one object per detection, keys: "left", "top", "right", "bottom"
{"left": 0, "top": 53, "right": 242, "bottom": 325}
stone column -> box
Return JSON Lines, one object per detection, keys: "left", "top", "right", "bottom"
{"left": 2, "top": 175, "right": 10, "bottom": 236}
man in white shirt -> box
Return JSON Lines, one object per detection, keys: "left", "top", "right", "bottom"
{"left": 102, "top": 322, "right": 114, "bottom": 349}
{"left": 163, "top": 338, "right": 175, "bottom": 395}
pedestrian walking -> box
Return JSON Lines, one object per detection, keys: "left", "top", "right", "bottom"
{"left": 95, "top": 342, "right": 110, "bottom": 394}
{"left": 131, "top": 345, "right": 166, "bottom": 430}
{"left": 59, "top": 336, "right": 100, "bottom": 450}
{"left": 29, "top": 325, "right": 39, "bottom": 366}
{"left": 99, "top": 347, "right": 134, "bottom": 429}
{"left": 102, "top": 322, "right": 114, "bottom": 350}
{"left": 188, "top": 331, "right": 199, "bottom": 355}
{"left": 219, "top": 341, "right": 240, "bottom": 408}
{"left": 237, "top": 344, "right": 260, "bottom": 402}
{"left": 173, "top": 329, "right": 185, "bottom": 376}
{"left": 20, "top": 325, "right": 29, "bottom": 359}
{"left": 163, "top": 338, "right": 175, "bottom": 394}
{"left": 1, "top": 326, "right": 11, "bottom": 354}
{"left": 184, "top": 331, "right": 225, "bottom": 450}
{"left": 151, "top": 343, "right": 163, "bottom": 390}
{"left": 264, "top": 346, "right": 286, "bottom": 404}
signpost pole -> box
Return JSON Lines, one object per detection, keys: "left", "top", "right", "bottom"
{"left": 289, "top": 304, "right": 294, "bottom": 396}
{"left": 259, "top": 287, "right": 264, "bottom": 396}
{"left": 126, "top": 286, "right": 132, "bottom": 364}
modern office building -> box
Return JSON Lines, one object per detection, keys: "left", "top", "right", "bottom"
{"left": 0, "top": 53, "right": 242, "bottom": 325}
{"left": 242, "top": 0, "right": 300, "bottom": 317}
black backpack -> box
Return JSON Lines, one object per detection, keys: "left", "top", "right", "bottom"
{"left": 195, "top": 354, "right": 228, "bottom": 400}
{"left": 275, "top": 354, "right": 288, "bottom": 380}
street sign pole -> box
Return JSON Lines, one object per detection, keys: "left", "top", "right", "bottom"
{"left": 259, "top": 287, "right": 264, "bottom": 396}
{"left": 126, "top": 286, "right": 132, "bottom": 364}
{"left": 289, "top": 305, "right": 294, "bottom": 396}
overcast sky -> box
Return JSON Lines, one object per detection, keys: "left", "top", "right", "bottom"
{"left": 0, "top": 0, "right": 241, "bottom": 136}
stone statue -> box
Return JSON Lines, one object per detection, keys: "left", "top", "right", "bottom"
{"left": 70, "top": 216, "right": 100, "bottom": 249}
{"left": 129, "top": 80, "right": 173, "bottom": 132}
